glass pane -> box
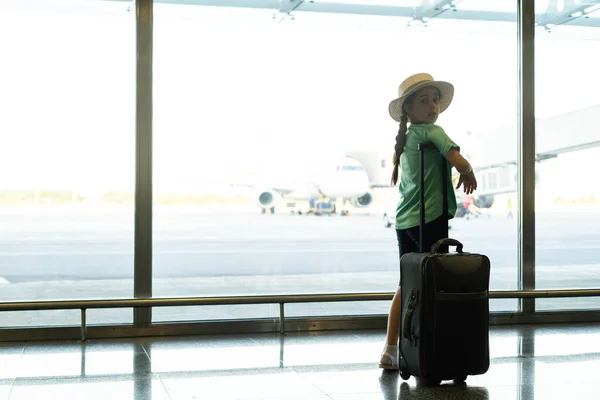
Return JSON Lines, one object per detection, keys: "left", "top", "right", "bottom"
{"left": 459, "top": 0, "right": 516, "bottom": 13}
{"left": 151, "top": 1, "right": 519, "bottom": 323}
{"left": 153, "top": 305, "right": 278, "bottom": 322}
{"left": 534, "top": 2, "right": 600, "bottom": 311}
{"left": 0, "top": 0, "right": 135, "bottom": 326}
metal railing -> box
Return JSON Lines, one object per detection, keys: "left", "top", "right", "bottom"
{"left": 3, "top": 289, "right": 600, "bottom": 341}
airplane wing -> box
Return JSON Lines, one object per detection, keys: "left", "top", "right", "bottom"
{"left": 471, "top": 140, "right": 600, "bottom": 172}
{"left": 370, "top": 183, "right": 392, "bottom": 189}
{"left": 226, "top": 182, "right": 296, "bottom": 196}
{"left": 537, "top": 140, "right": 600, "bottom": 160}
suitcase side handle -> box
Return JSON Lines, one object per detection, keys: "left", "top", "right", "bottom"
{"left": 431, "top": 238, "right": 464, "bottom": 253}
{"left": 402, "top": 291, "right": 418, "bottom": 344}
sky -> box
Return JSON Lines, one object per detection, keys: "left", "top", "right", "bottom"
{"left": 0, "top": 0, "right": 599, "bottom": 193}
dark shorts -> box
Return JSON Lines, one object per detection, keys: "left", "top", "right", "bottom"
{"left": 395, "top": 215, "right": 448, "bottom": 285}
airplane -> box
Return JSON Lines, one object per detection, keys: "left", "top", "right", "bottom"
{"left": 248, "top": 156, "right": 375, "bottom": 216}
{"left": 237, "top": 104, "right": 600, "bottom": 218}
{"left": 349, "top": 104, "right": 600, "bottom": 221}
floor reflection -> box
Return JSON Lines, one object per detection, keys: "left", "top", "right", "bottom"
{"left": 0, "top": 323, "right": 599, "bottom": 399}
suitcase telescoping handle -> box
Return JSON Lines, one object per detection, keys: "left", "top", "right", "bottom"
{"left": 417, "top": 142, "right": 449, "bottom": 253}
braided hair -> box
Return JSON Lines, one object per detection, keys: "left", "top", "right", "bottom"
{"left": 390, "top": 87, "right": 443, "bottom": 186}
{"left": 390, "top": 92, "right": 415, "bottom": 186}
{"left": 390, "top": 114, "right": 409, "bottom": 186}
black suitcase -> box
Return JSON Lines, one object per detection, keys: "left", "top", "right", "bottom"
{"left": 398, "top": 142, "right": 491, "bottom": 386}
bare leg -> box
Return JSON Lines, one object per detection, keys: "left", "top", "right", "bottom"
{"left": 386, "top": 286, "right": 402, "bottom": 345}
{"left": 379, "top": 286, "right": 402, "bottom": 369}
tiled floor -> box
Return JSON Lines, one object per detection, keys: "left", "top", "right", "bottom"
{"left": 1, "top": 323, "right": 600, "bottom": 399}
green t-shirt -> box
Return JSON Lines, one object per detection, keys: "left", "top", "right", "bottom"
{"left": 395, "top": 123, "right": 459, "bottom": 230}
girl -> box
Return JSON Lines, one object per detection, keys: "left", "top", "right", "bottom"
{"left": 379, "top": 73, "right": 477, "bottom": 370}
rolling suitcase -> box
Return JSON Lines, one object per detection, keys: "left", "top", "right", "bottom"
{"left": 398, "top": 142, "right": 491, "bottom": 386}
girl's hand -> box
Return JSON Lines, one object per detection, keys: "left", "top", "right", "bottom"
{"left": 456, "top": 171, "right": 477, "bottom": 195}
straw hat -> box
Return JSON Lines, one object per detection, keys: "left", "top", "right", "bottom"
{"left": 388, "top": 73, "right": 454, "bottom": 122}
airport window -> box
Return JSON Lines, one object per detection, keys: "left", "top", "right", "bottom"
{"left": 2, "top": 0, "right": 600, "bottom": 333}
{"left": 0, "top": 0, "right": 135, "bottom": 327}
{"left": 534, "top": 14, "right": 600, "bottom": 311}
{"left": 150, "top": 0, "right": 520, "bottom": 323}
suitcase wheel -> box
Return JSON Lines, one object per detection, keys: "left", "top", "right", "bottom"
{"left": 400, "top": 371, "right": 410, "bottom": 381}
{"left": 454, "top": 375, "right": 467, "bottom": 383}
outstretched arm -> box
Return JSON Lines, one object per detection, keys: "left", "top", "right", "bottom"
{"left": 446, "top": 148, "right": 477, "bottom": 195}
{"left": 425, "top": 125, "right": 478, "bottom": 195}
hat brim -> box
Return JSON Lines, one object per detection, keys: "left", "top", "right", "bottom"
{"left": 388, "top": 81, "right": 454, "bottom": 123}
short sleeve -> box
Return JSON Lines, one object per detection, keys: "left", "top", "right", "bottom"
{"left": 425, "top": 125, "right": 460, "bottom": 156}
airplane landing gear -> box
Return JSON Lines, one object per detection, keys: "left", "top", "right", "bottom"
{"left": 334, "top": 198, "right": 351, "bottom": 216}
